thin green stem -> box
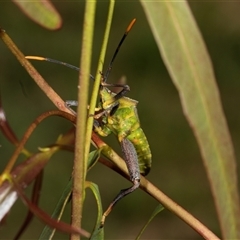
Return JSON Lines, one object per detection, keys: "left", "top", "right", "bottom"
{"left": 84, "top": 0, "right": 115, "bottom": 166}
{"left": 71, "top": 1, "right": 96, "bottom": 240}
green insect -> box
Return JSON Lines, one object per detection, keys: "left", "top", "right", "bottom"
{"left": 26, "top": 18, "right": 152, "bottom": 226}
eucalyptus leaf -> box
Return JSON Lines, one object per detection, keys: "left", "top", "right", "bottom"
{"left": 140, "top": 2, "right": 240, "bottom": 238}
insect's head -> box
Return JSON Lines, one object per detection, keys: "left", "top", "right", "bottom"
{"left": 99, "top": 87, "right": 116, "bottom": 107}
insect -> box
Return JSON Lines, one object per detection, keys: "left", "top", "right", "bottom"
{"left": 26, "top": 19, "right": 152, "bottom": 227}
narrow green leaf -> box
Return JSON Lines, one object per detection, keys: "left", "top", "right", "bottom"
{"left": 12, "top": 0, "right": 62, "bottom": 30}
{"left": 136, "top": 204, "right": 164, "bottom": 240}
{"left": 140, "top": 1, "right": 240, "bottom": 238}
{"left": 85, "top": 181, "right": 104, "bottom": 240}
{"left": 39, "top": 150, "right": 100, "bottom": 239}
{"left": 88, "top": 149, "right": 102, "bottom": 171}
{"left": 39, "top": 177, "right": 73, "bottom": 240}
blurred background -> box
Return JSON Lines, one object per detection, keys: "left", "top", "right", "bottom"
{"left": 1, "top": 1, "right": 240, "bottom": 239}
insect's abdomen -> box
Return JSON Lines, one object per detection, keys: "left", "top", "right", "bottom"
{"left": 108, "top": 104, "right": 152, "bottom": 176}
{"left": 127, "top": 128, "right": 152, "bottom": 176}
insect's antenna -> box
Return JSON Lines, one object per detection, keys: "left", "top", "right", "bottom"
{"left": 25, "top": 56, "right": 95, "bottom": 80}
{"left": 104, "top": 18, "right": 136, "bottom": 82}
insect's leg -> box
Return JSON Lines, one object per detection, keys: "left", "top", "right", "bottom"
{"left": 65, "top": 100, "right": 79, "bottom": 115}
{"left": 93, "top": 101, "right": 119, "bottom": 119}
{"left": 100, "top": 138, "right": 140, "bottom": 227}
{"left": 120, "top": 138, "right": 140, "bottom": 183}
{"left": 66, "top": 100, "right": 102, "bottom": 129}
{"left": 65, "top": 100, "right": 79, "bottom": 108}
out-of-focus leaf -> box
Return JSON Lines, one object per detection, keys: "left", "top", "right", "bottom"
{"left": 0, "top": 182, "right": 17, "bottom": 220}
{"left": 13, "top": 148, "right": 57, "bottom": 188}
{"left": 55, "top": 128, "right": 75, "bottom": 147}
{"left": 85, "top": 181, "right": 104, "bottom": 240}
{"left": 0, "top": 149, "right": 56, "bottom": 221}
{"left": 140, "top": 1, "right": 240, "bottom": 239}
{"left": 12, "top": 0, "right": 62, "bottom": 30}
{"left": 136, "top": 204, "right": 164, "bottom": 240}
{"left": 0, "top": 127, "right": 77, "bottom": 221}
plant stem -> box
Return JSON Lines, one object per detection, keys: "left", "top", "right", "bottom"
{"left": 71, "top": 2, "right": 96, "bottom": 240}
{"left": 85, "top": 0, "right": 115, "bottom": 161}
{"left": 71, "top": 1, "right": 115, "bottom": 238}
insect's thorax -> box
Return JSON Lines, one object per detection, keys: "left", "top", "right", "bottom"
{"left": 100, "top": 87, "right": 138, "bottom": 135}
